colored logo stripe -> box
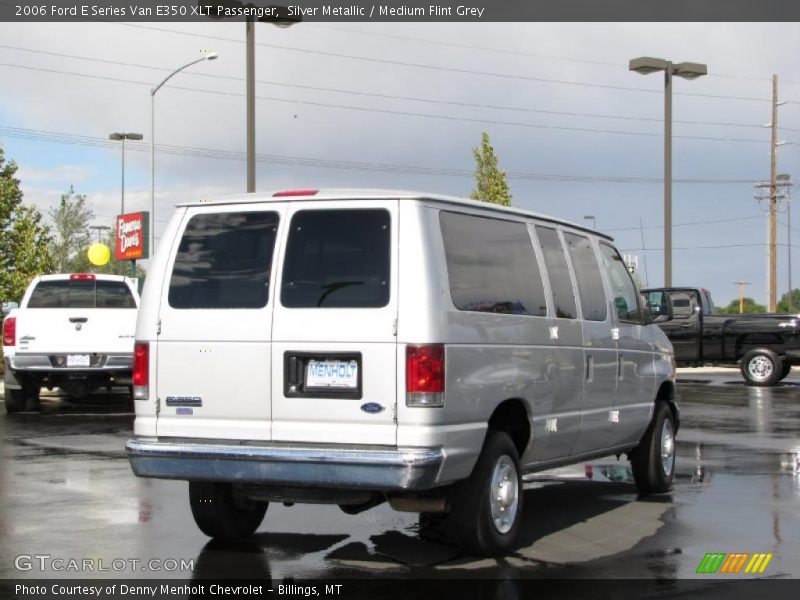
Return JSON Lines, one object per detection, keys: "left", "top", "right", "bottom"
{"left": 744, "top": 553, "right": 774, "bottom": 574}
{"left": 698, "top": 552, "right": 774, "bottom": 574}
{"left": 697, "top": 553, "right": 726, "bottom": 574}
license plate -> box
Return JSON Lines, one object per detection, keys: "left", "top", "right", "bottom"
{"left": 306, "top": 359, "right": 358, "bottom": 389}
{"left": 66, "top": 354, "right": 90, "bottom": 368}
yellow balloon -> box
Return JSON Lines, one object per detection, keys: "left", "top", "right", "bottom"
{"left": 87, "top": 243, "right": 111, "bottom": 266}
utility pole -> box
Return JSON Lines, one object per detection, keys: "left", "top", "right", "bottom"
{"left": 734, "top": 281, "right": 751, "bottom": 314}
{"left": 769, "top": 74, "right": 778, "bottom": 312}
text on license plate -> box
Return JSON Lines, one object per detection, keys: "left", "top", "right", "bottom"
{"left": 66, "top": 354, "right": 91, "bottom": 367}
{"left": 306, "top": 360, "right": 358, "bottom": 389}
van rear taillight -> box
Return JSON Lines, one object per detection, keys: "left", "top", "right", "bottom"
{"left": 70, "top": 273, "right": 96, "bottom": 280}
{"left": 2, "top": 316, "right": 15, "bottom": 346}
{"left": 273, "top": 189, "right": 318, "bottom": 197}
{"left": 406, "top": 344, "right": 445, "bottom": 407}
{"left": 132, "top": 342, "right": 149, "bottom": 400}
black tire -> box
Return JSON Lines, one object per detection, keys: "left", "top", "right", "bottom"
{"left": 189, "top": 481, "right": 267, "bottom": 541}
{"left": 778, "top": 362, "right": 792, "bottom": 381}
{"left": 630, "top": 402, "right": 676, "bottom": 495}
{"left": 4, "top": 388, "right": 29, "bottom": 413}
{"left": 449, "top": 431, "right": 523, "bottom": 556}
{"left": 740, "top": 348, "right": 782, "bottom": 387}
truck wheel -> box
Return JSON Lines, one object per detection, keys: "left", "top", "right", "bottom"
{"left": 741, "top": 348, "right": 782, "bottom": 386}
{"left": 630, "top": 402, "right": 676, "bottom": 495}
{"left": 449, "top": 431, "right": 523, "bottom": 556}
{"left": 5, "top": 388, "right": 30, "bottom": 413}
{"left": 778, "top": 362, "right": 792, "bottom": 381}
{"left": 189, "top": 481, "right": 268, "bottom": 541}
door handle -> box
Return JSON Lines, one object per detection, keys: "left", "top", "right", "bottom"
{"left": 585, "top": 355, "right": 594, "bottom": 382}
{"left": 69, "top": 317, "right": 88, "bottom": 323}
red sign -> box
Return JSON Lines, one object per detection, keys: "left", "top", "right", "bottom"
{"left": 115, "top": 212, "right": 150, "bottom": 261}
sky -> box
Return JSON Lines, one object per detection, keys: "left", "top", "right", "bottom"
{"left": 1, "top": 20, "right": 800, "bottom": 307}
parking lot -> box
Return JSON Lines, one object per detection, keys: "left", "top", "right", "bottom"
{"left": 0, "top": 369, "right": 798, "bottom": 583}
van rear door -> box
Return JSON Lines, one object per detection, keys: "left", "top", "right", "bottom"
{"left": 155, "top": 206, "right": 283, "bottom": 441}
{"left": 271, "top": 201, "right": 398, "bottom": 446}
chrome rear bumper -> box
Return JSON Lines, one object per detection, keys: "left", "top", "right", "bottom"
{"left": 126, "top": 438, "right": 444, "bottom": 491}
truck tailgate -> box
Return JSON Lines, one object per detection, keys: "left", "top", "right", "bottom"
{"left": 15, "top": 307, "right": 137, "bottom": 354}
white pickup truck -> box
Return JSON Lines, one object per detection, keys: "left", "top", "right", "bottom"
{"left": 2, "top": 273, "right": 139, "bottom": 413}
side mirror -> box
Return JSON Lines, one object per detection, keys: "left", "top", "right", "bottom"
{"left": 643, "top": 291, "right": 672, "bottom": 323}
{"left": 1, "top": 301, "right": 18, "bottom": 316}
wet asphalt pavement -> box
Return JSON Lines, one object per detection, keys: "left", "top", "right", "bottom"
{"left": 0, "top": 371, "right": 798, "bottom": 583}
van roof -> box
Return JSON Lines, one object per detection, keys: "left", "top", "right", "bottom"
{"left": 180, "top": 189, "right": 613, "bottom": 241}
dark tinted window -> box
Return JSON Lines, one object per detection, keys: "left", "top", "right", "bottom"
{"left": 28, "top": 279, "right": 136, "bottom": 309}
{"left": 600, "top": 243, "right": 641, "bottom": 322}
{"left": 169, "top": 212, "right": 279, "bottom": 309}
{"left": 564, "top": 233, "right": 607, "bottom": 321}
{"left": 281, "top": 209, "right": 390, "bottom": 308}
{"left": 440, "top": 212, "right": 547, "bottom": 317}
{"left": 535, "top": 226, "right": 577, "bottom": 319}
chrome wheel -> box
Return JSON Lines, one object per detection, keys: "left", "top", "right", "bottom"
{"left": 660, "top": 419, "right": 675, "bottom": 478}
{"left": 490, "top": 455, "right": 519, "bottom": 534}
{"left": 747, "top": 355, "right": 774, "bottom": 382}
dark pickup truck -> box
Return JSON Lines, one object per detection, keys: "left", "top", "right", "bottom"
{"left": 643, "top": 287, "right": 800, "bottom": 386}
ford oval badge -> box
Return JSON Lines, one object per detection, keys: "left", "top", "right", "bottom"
{"left": 360, "top": 402, "right": 385, "bottom": 414}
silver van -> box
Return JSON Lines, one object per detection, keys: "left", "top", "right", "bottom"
{"left": 126, "top": 189, "right": 677, "bottom": 556}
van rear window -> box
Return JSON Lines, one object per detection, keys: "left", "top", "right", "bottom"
{"left": 440, "top": 212, "right": 547, "bottom": 317}
{"left": 281, "top": 209, "right": 390, "bottom": 308}
{"left": 27, "top": 280, "right": 136, "bottom": 309}
{"left": 168, "top": 211, "right": 279, "bottom": 309}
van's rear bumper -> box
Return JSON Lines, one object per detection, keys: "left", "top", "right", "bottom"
{"left": 126, "top": 438, "right": 444, "bottom": 491}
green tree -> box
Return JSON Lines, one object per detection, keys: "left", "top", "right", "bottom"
{"left": 0, "top": 147, "right": 53, "bottom": 303}
{"left": 470, "top": 131, "right": 512, "bottom": 206}
{"left": 48, "top": 186, "right": 93, "bottom": 273}
{"left": 777, "top": 289, "right": 800, "bottom": 313}
{"left": 717, "top": 297, "right": 767, "bottom": 314}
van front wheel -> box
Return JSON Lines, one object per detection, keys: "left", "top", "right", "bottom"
{"left": 449, "top": 431, "right": 523, "bottom": 556}
{"left": 189, "top": 481, "right": 267, "bottom": 541}
{"left": 630, "top": 402, "right": 676, "bottom": 495}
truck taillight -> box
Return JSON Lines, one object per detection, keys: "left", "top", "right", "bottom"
{"left": 132, "top": 342, "right": 149, "bottom": 400}
{"left": 70, "top": 273, "right": 96, "bottom": 280}
{"left": 2, "top": 316, "right": 15, "bottom": 346}
{"left": 406, "top": 344, "right": 445, "bottom": 407}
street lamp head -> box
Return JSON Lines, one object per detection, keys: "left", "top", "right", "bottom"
{"left": 126, "top": 133, "right": 144, "bottom": 141}
{"left": 109, "top": 133, "right": 124, "bottom": 141}
{"left": 629, "top": 56, "right": 668, "bottom": 75}
{"left": 674, "top": 62, "right": 707, "bottom": 80}
{"left": 204, "top": 51, "right": 219, "bottom": 61}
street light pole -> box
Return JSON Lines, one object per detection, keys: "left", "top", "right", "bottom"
{"left": 150, "top": 52, "right": 217, "bottom": 256}
{"left": 109, "top": 132, "right": 143, "bottom": 215}
{"left": 629, "top": 56, "right": 707, "bottom": 288}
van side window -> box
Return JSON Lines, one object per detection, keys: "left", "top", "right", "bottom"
{"left": 168, "top": 211, "right": 279, "bottom": 309}
{"left": 534, "top": 226, "right": 577, "bottom": 319}
{"left": 564, "top": 232, "right": 607, "bottom": 321}
{"left": 281, "top": 209, "right": 390, "bottom": 308}
{"left": 440, "top": 211, "right": 547, "bottom": 317}
{"left": 600, "top": 243, "right": 641, "bottom": 322}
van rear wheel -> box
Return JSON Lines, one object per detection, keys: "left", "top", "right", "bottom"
{"left": 449, "top": 431, "right": 523, "bottom": 556}
{"left": 630, "top": 402, "right": 676, "bottom": 495}
{"left": 189, "top": 481, "right": 268, "bottom": 541}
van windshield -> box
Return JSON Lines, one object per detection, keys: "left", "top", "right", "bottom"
{"left": 281, "top": 209, "right": 390, "bottom": 308}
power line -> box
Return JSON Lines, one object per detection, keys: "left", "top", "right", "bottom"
{"left": 0, "top": 124, "right": 764, "bottom": 184}
{"left": 605, "top": 215, "right": 765, "bottom": 231}
{"left": 302, "top": 23, "right": 800, "bottom": 87}
{"left": 116, "top": 23, "right": 780, "bottom": 104}
{"left": 3, "top": 42, "right": 791, "bottom": 131}
{"left": 0, "top": 62, "right": 780, "bottom": 144}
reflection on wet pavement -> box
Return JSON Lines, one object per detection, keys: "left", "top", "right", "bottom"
{"left": 1, "top": 373, "right": 799, "bottom": 580}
